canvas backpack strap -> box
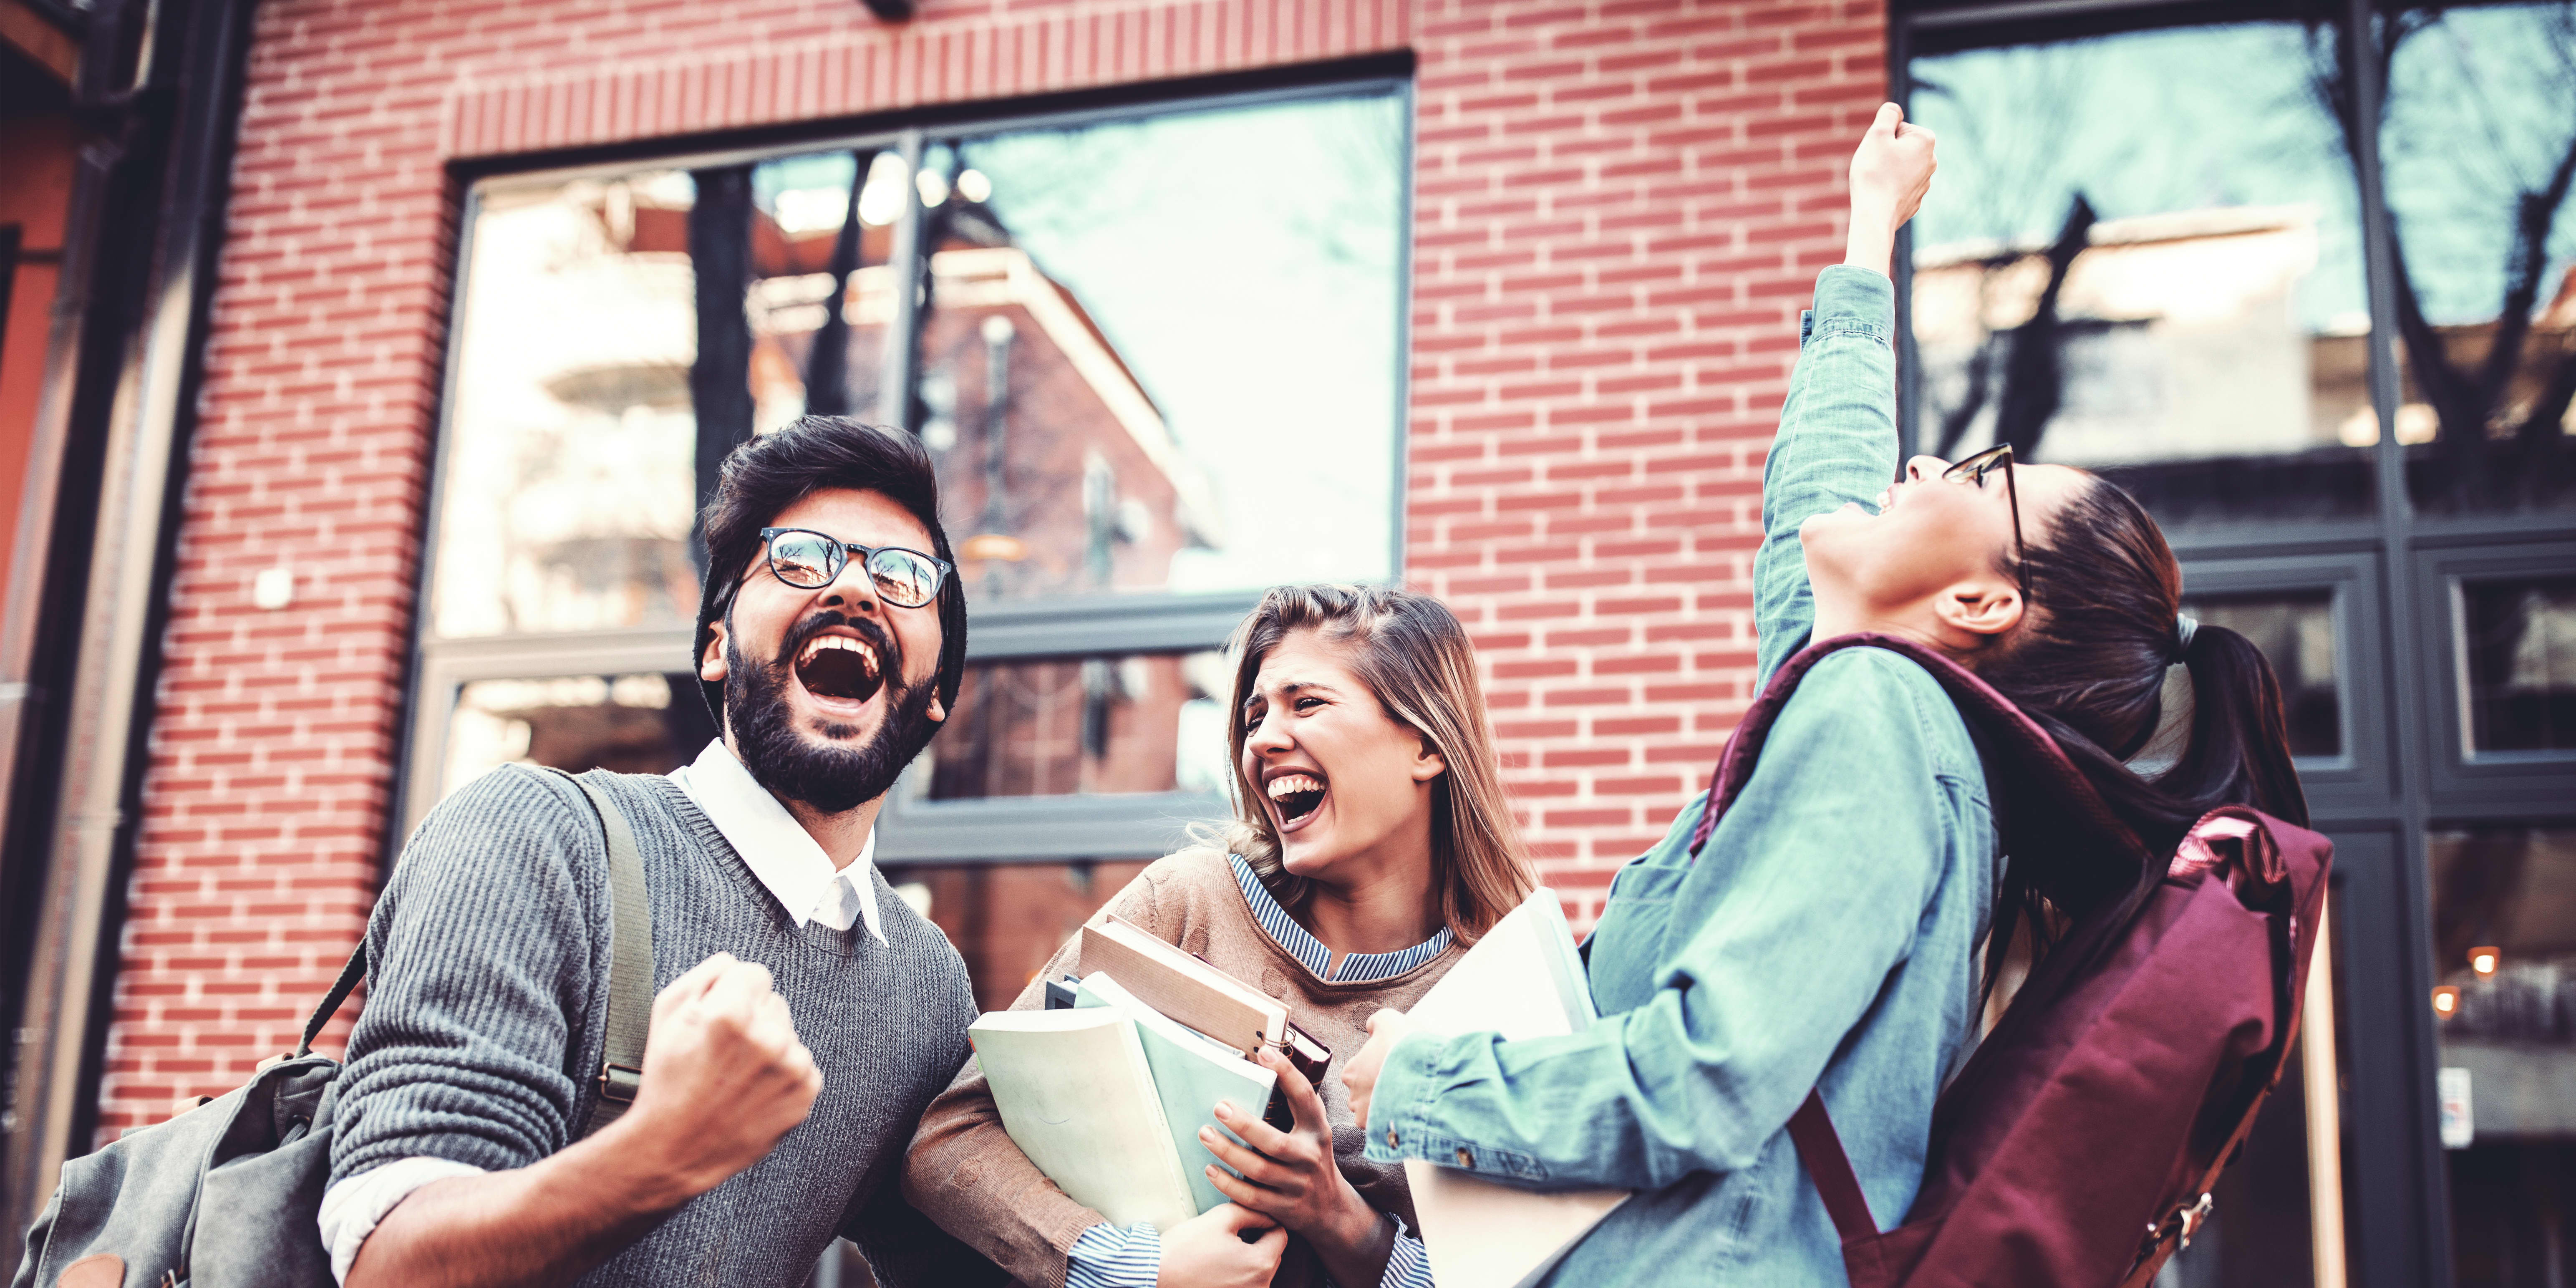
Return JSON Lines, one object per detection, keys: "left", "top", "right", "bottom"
{"left": 2115, "top": 1089, "right": 2268, "bottom": 1288}
{"left": 1784, "top": 1089, "right": 1879, "bottom": 1245}
{"left": 545, "top": 768, "right": 658, "bottom": 1138}
{"left": 1689, "top": 633, "right": 2149, "bottom": 899}
{"left": 292, "top": 939, "right": 371, "bottom": 1059}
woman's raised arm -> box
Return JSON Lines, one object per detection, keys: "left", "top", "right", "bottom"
{"left": 1749, "top": 104, "right": 1936, "bottom": 689}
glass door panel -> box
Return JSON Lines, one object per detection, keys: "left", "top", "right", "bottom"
{"left": 2429, "top": 825, "right": 2576, "bottom": 1287}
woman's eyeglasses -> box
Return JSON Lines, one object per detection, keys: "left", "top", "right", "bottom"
{"left": 758, "top": 527, "right": 952, "bottom": 608}
{"left": 1941, "top": 444, "right": 2030, "bottom": 601}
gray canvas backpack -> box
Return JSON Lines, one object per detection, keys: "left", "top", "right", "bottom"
{"left": 11, "top": 769, "right": 653, "bottom": 1288}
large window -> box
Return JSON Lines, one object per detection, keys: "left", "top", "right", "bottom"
{"left": 403, "top": 82, "right": 1409, "bottom": 1003}
{"left": 1909, "top": 23, "right": 2376, "bottom": 529}
{"left": 1901, "top": 3, "right": 2576, "bottom": 1286}
{"left": 2379, "top": 3, "right": 2576, "bottom": 517}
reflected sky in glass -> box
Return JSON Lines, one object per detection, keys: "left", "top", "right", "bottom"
{"left": 2382, "top": 3, "right": 2576, "bottom": 327}
{"left": 952, "top": 95, "right": 1406, "bottom": 593}
{"left": 1911, "top": 24, "right": 2367, "bottom": 335}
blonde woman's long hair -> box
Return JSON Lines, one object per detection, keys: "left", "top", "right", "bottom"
{"left": 1215, "top": 584, "right": 1535, "bottom": 943}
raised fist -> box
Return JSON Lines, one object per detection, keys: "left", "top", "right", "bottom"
{"left": 1849, "top": 101, "right": 1937, "bottom": 233}
{"left": 619, "top": 952, "right": 824, "bottom": 1197}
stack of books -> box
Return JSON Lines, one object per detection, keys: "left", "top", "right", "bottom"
{"left": 966, "top": 916, "right": 1329, "bottom": 1233}
{"left": 971, "top": 894, "right": 1623, "bottom": 1288}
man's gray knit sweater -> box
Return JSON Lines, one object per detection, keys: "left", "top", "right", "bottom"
{"left": 330, "top": 764, "right": 998, "bottom": 1287}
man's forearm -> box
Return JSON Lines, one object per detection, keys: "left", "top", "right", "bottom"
{"left": 344, "top": 1119, "right": 701, "bottom": 1288}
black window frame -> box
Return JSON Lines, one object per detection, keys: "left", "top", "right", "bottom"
{"left": 2412, "top": 535, "right": 2576, "bottom": 812}
{"left": 394, "top": 65, "right": 1418, "bottom": 864}
{"left": 1892, "top": 4, "right": 2576, "bottom": 1286}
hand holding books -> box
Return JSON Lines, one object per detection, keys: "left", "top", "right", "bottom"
{"left": 1199, "top": 1047, "right": 1398, "bottom": 1287}
{"left": 1155, "top": 1203, "right": 1287, "bottom": 1288}
{"left": 964, "top": 915, "right": 1342, "bottom": 1245}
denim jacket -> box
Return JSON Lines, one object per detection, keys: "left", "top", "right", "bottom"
{"left": 1362, "top": 267, "right": 2002, "bottom": 1285}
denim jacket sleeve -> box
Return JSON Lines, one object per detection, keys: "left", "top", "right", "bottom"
{"left": 1754, "top": 265, "right": 1900, "bottom": 691}
{"left": 1360, "top": 648, "right": 1961, "bottom": 1190}
{"left": 1359, "top": 268, "right": 1943, "bottom": 1192}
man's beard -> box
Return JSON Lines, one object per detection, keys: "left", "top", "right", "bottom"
{"left": 725, "top": 612, "right": 943, "bottom": 815}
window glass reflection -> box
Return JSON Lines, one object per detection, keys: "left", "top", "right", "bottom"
{"left": 746, "top": 148, "right": 892, "bottom": 431}
{"left": 908, "top": 95, "right": 1406, "bottom": 600}
{"left": 2380, "top": 4, "right": 2576, "bottom": 516}
{"left": 926, "top": 651, "right": 1230, "bottom": 801}
{"left": 434, "top": 173, "right": 706, "bottom": 638}
{"left": 439, "top": 672, "right": 716, "bottom": 801}
{"left": 2180, "top": 592, "right": 2342, "bottom": 760}
{"left": 1909, "top": 25, "right": 2375, "bottom": 527}
{"left": 2428, "top": 826, "right": 2576, "bottom": 1283}
{"left": 887, "top": 861, "right": 1155, "bottom": 1009}
{"left": 2462, "top": 576, "right": 2576, "bottom": 755}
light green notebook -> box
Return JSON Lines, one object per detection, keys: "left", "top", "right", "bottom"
{"left": 1076, "top": 970, "right": 1280, "bottom": 1216}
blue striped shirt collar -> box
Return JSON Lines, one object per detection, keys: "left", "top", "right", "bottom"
{"left": 1225, "top": 853, "right": 1453, "bottom": 984}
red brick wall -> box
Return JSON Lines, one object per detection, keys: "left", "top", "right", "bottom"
{"left": 99, "top": 0, "right": 1881, "bottom": 1136}
{"left": 1404, "top": 0, "right": 1885, "bottom": 921}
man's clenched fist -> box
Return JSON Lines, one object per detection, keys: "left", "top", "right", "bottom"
{"left": 615, "top": 952, "right": 824, "bottom": 1198}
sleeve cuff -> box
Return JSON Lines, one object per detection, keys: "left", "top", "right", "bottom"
{"left": 1065, "top": 1220, "right": 1162, "bottom": 1288}
{"left": 1805, "top": 265, "right": 1895, "bottom": 343}
{"left": 1361, "top": 1032, "right": 1447, "bottom": 1164}
{"left": 1380, "top": 1218, "right": 1434, "bottom": 1288}
{"left": 319, "top": 1156, "right": 488, "bottom": 1283}
{"left": 1361, "top": 1031, "right": 1553, "bottom": 1183}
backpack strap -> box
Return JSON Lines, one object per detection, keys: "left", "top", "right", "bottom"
{"left": 292, "top": 939, "right": 371, "bottom": 1058}
{"left": 546, "top": 768, "right": 657, "bottom": 1138}
{"left": 1785, "top": 1089, "right": 1878, "bottom": 1245}
{"left": 1687, "top": 633, "right": 2149, "bottom": 909}
{"left": 290, "top": 768, "right": 656, "bottom": 1139}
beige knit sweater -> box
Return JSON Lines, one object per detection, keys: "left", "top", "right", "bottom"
{"left": 903, "top": 848, "right": 1467, "bottom": 1288}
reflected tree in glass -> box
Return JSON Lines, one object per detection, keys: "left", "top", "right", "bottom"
{"left": 2334, "top": 2, "right": 2576, "bottom": 513}
{"left": 1909, "top": 24, "right": 2378, "bottom": 527}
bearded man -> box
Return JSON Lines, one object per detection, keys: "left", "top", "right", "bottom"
{"left": 321, "top": 417, "right": 1001, "bottom": 1288}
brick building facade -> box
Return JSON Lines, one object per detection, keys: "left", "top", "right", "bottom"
{"left": 35, "top": 0, "right": 2574, "bottom": 1283}
{"left": 101, "top": 0, "right": 1884, "bottom": 1136}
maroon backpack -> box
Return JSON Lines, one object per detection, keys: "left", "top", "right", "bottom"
{"left": 1686, "top": 633, "right": 2331, "bottom": 1288}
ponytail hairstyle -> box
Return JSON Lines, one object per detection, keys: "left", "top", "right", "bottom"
{"left": 1973, "top": 476, "right": 2309, "bottom": 981}
{"left": 1213, "top": 584, "right": 1536, "bottom": 943}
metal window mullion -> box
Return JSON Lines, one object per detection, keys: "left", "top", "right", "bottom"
{"left": 876, "top": 129, "right": 926, "bottom": 434}
{"left": 2344, "top": 0, "right": 2454, "bottom": 1278}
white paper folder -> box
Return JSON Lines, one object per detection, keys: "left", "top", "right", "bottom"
{"left": 1401, "top": 888, "right": 1631, "bottom": 1288}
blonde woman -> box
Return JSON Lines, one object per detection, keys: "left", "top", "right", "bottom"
{"left": 906, "top": 584, "right": 1532, "bottom": 1288}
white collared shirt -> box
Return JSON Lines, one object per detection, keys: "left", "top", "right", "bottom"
{"left": 318, "top": 743, "right": 885, "bottom": 1281}
{"left": 668, "top": 738, "right": 885, "bottom": 943}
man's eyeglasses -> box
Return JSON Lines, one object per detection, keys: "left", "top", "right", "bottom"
{"left": 1941, "top": 444, "right": 2031, "bottom": 602}
{"left": 758, "top": 527, "right": 952, "bottom": 608}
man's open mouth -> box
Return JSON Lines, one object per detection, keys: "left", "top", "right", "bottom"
{"left": 1266, "top": 773, "right": 1327, "bottom": 831}
{"left": 793, "top": 633, "right": 885, "bottom": 705}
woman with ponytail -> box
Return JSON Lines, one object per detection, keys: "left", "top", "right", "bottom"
{"left": 1341, "top": 105, "right": 2305, "bottom": 1285}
